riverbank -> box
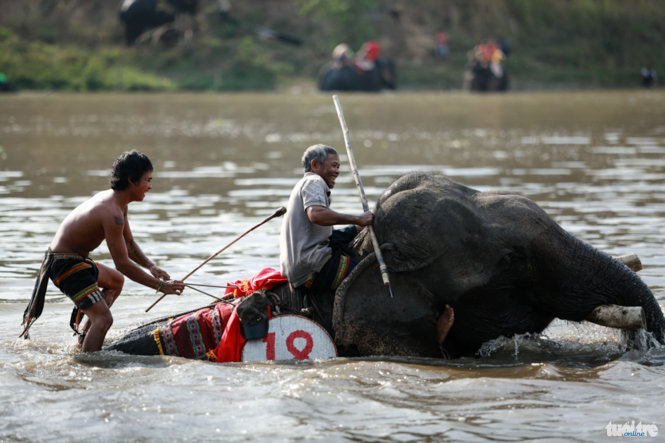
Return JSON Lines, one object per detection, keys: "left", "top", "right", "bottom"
{"left": 0, "top": 0, "right": 662, "bottom": 92}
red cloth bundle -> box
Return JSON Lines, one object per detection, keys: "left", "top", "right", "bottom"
{"left": 225, "top": 267, "right": 287, "bottom": 298}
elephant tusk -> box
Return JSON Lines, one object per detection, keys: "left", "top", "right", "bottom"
{"left": 585, "top": 304, "right": 645, "bottom": 330}
{"left": 615, "top": 254, "right": 642, "bottom": 272}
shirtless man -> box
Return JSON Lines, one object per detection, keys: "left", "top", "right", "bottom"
{"left": 22, "top": 150, "right": 184, "bottom": 352}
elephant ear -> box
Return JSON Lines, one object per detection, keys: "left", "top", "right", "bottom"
{"left": 334, "top": 250, "right": 443, "bottom": 358}
{"left": 370, "top": 173, "right": 482, "bottom": 273}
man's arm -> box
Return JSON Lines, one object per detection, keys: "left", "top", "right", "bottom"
{"left": 104, "top": 209, "right": 182, "bottom": 294}
{"left": 122, "top": 210, "right": 170, "bottom": 280}
{"left": 306, "top": 206, "right": 373, "bottom": 227}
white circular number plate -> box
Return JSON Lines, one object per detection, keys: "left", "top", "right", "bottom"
{"left": 241, "top": 315, "right": 337, "bottom": 362}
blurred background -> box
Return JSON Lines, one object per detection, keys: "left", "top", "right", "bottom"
{"left": 0, "top": 0, "right": 662, "bottom": 93}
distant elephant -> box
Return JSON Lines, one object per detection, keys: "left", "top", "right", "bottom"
{"left": 334, "top": 172, "right": 665, "bottom": 358}
{"left": 466, "top": 61, "right": 509, "bottom": 92}
{"left": 318, "top": 58, "right": 396, "bottom": 92}
{"left": 119, "top": 0, "right": 198, "bottom": 46}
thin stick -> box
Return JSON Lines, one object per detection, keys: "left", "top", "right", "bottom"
{"left": 184, "top": 284, "right": 224, "bottom": 302}
{"left": 332, "top": 95, "right": 393, "bottom": 297}
{"left": 186, "top": 283, "right": 238, "bottom": 289}
{"left": 183, "top": 206, "right": 286, "bottom": 282}
{"left": 145, "top": 206, "right": 287, "bottom": 312}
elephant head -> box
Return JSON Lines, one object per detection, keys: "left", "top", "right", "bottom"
{"left": 333, "top": 172, "right": 665, "bottom": 358}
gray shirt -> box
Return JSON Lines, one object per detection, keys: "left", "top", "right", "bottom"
{"left": 280, "top": 172, "right": 333, "bottom": 287}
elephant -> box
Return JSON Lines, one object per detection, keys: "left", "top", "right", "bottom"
{"left": 465, "top": 61, "right": 509, "bottom": 92}
{"left": 333, "top": 172, "right": 665, "bottom": 358}
{"left": 109, "top": 172, "right": 665, "bottom": 361}
{"left": 318, "top": 58, "right": 396, "bottom": 92}
{"left": 120, "top": 0, "right": 198, "bottom": 46}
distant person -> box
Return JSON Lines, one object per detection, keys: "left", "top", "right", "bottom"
{"left": 355, "top": 40, "right": 381, "bottom": 72}
{"left": 0, "top": 72, "right": 17, "bottom": 92}
{"left": 490, "top": 45, "right": 504, "bottom": 78}
{"left": 332, "top": 43, "right": 354, "bottom": 67}
{"left": 21, "top": 150, "right": 185, "bottom": 352}
{"left": 437, "top": 31, "right": 449, "bottom": 59}
{"left": 641, "top": 67, "right": 657, "bottom": 88}
{"left": 217, "top": 0, "right": 238, "bottom": 24}
{"left": 497, "top": 37, "right": 511, "bottom": 57}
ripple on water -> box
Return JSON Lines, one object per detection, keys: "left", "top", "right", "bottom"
{"left": 2, "top": 92, "right": 665, "bottom": 441}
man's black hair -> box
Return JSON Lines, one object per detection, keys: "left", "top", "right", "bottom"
{"left": 110, "top": 150, "right": 153, "bottom": 190}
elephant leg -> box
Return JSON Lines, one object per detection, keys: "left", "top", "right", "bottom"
{"left": 443, "top": 292, "right": 553, "bottom": 357}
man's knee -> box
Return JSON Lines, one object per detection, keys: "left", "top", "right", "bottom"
{"left": 95, "top": 311, "right": 114, "bottom": 332}
{"left": 110, "top": 271, "right": 125, "bottom": 292}
{"left": 98, "top": 264, "right": 125, "bottom": 294}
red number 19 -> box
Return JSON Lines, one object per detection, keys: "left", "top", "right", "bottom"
{"left": 262, "top": 330, "right": 314, "bottom": 360}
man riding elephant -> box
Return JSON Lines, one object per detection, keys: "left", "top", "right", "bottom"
{"left": 279, "top": 145, "right": 455, "bottom": 344}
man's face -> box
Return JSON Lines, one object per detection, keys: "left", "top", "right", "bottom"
{"left": 312, "top": 154, "right": 340, "bottom": 188}
{"left": 131, "top": 171, "right": 153, "bottom": 201}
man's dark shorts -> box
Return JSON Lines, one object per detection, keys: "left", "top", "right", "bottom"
{"left": 305, "top": 226, "right": 359, "bottom": 292}
{"left": 49, "top": 255, "right": 104, "bottom": 310}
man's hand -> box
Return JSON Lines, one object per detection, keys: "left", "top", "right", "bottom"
{"left": 159, "top": 279, "right": 185, "bottom": 295}
{"left": 356, "top": 210, "right": 374, "bottom": 227}
{"left": 149, "top": 265, "right": 170, "bottom": 280}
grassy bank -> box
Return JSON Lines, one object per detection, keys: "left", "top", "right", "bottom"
{"left": 0, "top": 0, "right": 663, "bottom": 92}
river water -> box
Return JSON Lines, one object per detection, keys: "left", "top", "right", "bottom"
{"left": 1, "top": 91, "right": 664, "bottom": 441}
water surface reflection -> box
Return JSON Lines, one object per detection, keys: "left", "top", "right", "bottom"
{"left": 1, "top": 91, "right": 664, "bottom": 441}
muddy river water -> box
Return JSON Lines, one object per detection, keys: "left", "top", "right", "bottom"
{"left": 1, "top": 91, "right": 664, "bottom": 441}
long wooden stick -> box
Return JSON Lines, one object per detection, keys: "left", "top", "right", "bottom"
{"left": 185, "top": 283, "right": 238, "bottom": 289}
{"left": 332, "top": 95, "right": 393, "bottom": 297}
{"left": 184, "top": 283, "right": 224, "bottom": 302}
{"left": 145, "top": 206, "right": 287, "bottom": 312}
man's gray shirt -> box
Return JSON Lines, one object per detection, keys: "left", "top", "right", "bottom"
{"left": 280, "top": 172, "right": 333, "bottom": 287}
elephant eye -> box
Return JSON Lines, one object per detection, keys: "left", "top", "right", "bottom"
{"left": 499, "top": 248, "right": 526, "bottom": 268}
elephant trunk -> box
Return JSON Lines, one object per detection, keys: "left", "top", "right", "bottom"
{"left": 538, "top": 227, "right": 665, "bottom": 342}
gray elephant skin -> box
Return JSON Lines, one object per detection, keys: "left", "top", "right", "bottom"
{"left": 334, "top": 172, "right": 665, "bottom": 358}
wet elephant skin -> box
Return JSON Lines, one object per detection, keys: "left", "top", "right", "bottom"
{"left": 334, "top": 172, "right": 665, "bottom": 358}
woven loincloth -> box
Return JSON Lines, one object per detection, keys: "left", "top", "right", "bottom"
{"left": 21, "top": 249, "right": 103, "bottom": 338}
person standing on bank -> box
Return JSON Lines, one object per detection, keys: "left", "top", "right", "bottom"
{"left": 280, "top": 144, "right": 374, "bottom": 294}
{"left": 21, "top": 150, "right": 185, "bottom": 352}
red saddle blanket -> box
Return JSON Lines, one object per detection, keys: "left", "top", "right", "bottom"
{"left": 157, "top": 302, "right": 242, "bottom": 362}
{"left": 156, "top": 268, "right": 287, "bottom": 362}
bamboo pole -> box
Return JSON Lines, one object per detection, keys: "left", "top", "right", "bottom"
{"left": 332, "top": 95, "right": 393, "bottom": 297}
